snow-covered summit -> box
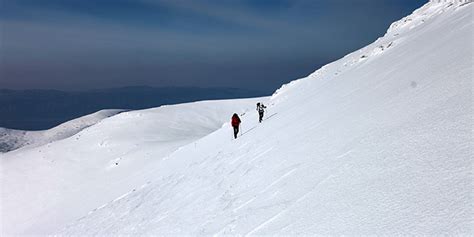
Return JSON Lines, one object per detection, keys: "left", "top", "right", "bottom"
{"left": 1, "top": 1, "right": 472, "bottom": 235}
{"left": 430, "top": 0, "right": 471, "bottom": 4}
{"left": 388, "top": 0, "right": 472, "bottom": 34}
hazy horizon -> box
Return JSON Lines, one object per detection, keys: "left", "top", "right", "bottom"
{"left": 1, "top": 0, "right": 426, "bottom": 92}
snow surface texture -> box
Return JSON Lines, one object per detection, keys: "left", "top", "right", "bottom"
{"left": 0, "top": 110, "right": 124, "bottom": 153}
{"left": 2, "top": 1, "right": 474, "bottom": 235}
{"left": 0, "top": 98, "right": 262, "bottom": 234}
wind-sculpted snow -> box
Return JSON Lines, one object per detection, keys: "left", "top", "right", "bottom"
{"left": 0, "top": 98, "right": 262, "bottom": 234}
{"left": 3, "top": 1, "right": 473, "bottom": 235}
{"left": 59, "top": 1, "right": 473, "bottom": 235}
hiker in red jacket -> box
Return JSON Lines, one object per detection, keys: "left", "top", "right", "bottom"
{"left": 231, "top": 113, "right": 241, "bottom": 139}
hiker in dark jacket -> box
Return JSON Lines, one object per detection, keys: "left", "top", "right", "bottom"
{"left": 231, "top": 113, "right": 241, "bottom": 139}
{"left": 256, "top": 102, "right": 267, "bottom": 123}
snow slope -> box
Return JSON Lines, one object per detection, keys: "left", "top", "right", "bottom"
{"left": 58, "top": 1, "right": 473, "bottom": 235}
{"left": 0, "top": 98, "right": 262, "bottom": 234}
{"left": 0, "top": 110, "right": 124, "bottom": 153}
{"left": 2, "top": 0, "right": 473, "bottom": 235}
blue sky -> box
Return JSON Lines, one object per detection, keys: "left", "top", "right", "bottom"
{"left": 0, "top": 0, "right": 426, "bottom": 92}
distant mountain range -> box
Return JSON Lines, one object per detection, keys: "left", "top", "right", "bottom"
{"left": 0, "top": 86, "right": 267, "bottom": 130}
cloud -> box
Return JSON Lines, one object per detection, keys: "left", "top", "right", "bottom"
{"left": 139, "top": 0, "right": 297, "bottom": 32}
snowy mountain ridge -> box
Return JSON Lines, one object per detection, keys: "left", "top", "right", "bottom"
{"left": 273, "top": 0, "right": 471, "bottom": 99}
{"left": 1, "top": 98, "right": 264, "bottom": 234}
{"left": 1, "top": 1, "right": 473, "bottom": 235}
{"left": 0, "top": 109, "right": 125, "bottom": 153}
{"left": 61, "top": 1, "right": 472, "bottom": 234}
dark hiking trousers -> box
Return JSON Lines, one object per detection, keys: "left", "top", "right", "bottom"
{"left": 259, "top": 112, "right": 264, "bottom": 123}
{"left": 233, "top": 126, "right": 239, "bottom": 139}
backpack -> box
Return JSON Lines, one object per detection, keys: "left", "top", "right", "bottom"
{"left": 231, "top": 115, "right": 240, "bottom": 126}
